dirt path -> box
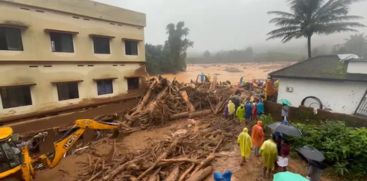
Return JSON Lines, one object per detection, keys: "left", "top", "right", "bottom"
{"left": 34, "top": 117, "right": 335, "bottom": 181}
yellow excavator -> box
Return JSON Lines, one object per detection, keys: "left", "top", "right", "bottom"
{"left": 0, "top": 119, "right": 120, "bottom": 181}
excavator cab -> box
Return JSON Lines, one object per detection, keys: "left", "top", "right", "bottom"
{"left": 0, "top": 127, "right": 23, "bottom": 180}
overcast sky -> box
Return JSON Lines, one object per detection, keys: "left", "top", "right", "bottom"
{"left": 95, "top": 0, "right": 367, "bottom": 53}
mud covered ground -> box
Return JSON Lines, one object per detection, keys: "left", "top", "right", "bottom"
{"left": 34, "top": 116, "right": 335, "bottom": 181}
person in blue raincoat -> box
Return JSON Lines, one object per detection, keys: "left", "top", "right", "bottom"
{"left": 245, "top": 100, "right": 252, "bottom": 122}
{"left": 257, "top": 98, "right": 265, "bottom": 116}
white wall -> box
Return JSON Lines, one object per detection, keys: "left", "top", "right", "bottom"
{"left": 347, "top": 61, "right": 367, "bottom": 74}
{"left": 277, "top": 78, "right": 367, "bottom": 114}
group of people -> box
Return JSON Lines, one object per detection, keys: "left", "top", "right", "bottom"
{"left": 224, "top": 91, "right": 265, "bottom": 123}
{"left": 237, "top": 121, "right": 291, "bottom": 178}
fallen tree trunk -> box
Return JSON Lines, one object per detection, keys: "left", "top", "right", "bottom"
{"left": 147, "top": 167, "right": 161, "bottom": 181}
{"left": 137, "top": 138, "right": 180, "bottom": 180}
{"left": 160, "top": 158, "right": 200, "bottom": 164}
{"left": 132, "top": 79, "right": 158, "bottom": 116}
{"left": 178, "top": 163, "right": 195, "bottom": 181}
{"left": 170, "top": 109, "right": 212, "bottom": 120}
{"left": 187, "top": 166, "right": 213, "bottom": 181}
{"left": 192, "top": 153, "right": 216, "bottom": 174}
{"left": 166, "top": 166, "right": 180, "bottom": 181}
{"left": 180, "top": 90, "right": 196, "bottom": 112}
{"left": 102, "top": 153, "right": 148, "bottom": 181}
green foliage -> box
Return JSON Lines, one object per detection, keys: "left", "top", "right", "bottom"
{"left": 259, "top": 114, "right": 275, "bottom": 128}
{"left": 268, "top": 0, "right": 364, "bottom": 58}
{"left": 146, "top": 21, "right": 193, "bottom": 74}
{"left": 292, "top": 121, "right": 367, "bottom": 179}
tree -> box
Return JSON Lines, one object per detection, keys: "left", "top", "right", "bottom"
{"left": 164, "top": 21, "right": 193, "bottom": 72}
{"left": 334, "top": 34, "right": 367, "bottom": 58}
{"left": 267, "top": 0, "right": 364, "bottom": 58}
{"left": 203, "top": 50, "right": 211, "bottom": 58}
{"left": 145, "top": 21, "right": 193, "bottom": 74}
{"left": 145, "top": 44, "right": 164, "bottom": 74}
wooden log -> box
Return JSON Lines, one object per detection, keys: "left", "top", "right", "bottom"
{"left": 166, "top": 166, "right": 180, "bottom": 181}
{"left": 160, "top": 158, "right": 200, "bottom": 164}
{"left": 187, "top": 166, "right": 213, "bottom": 181}
{"left": 180, "top": 90, "right": 196, "bottom": 112}
{"left": 178, "top": 163, "right": 195, "bottom": 181}
{"left": 214, "top": 97, "right": 229, "bottom": 114}
{"left": 102, "top": 153, "right": 148, "bottom": 181}
{"left": 144, "top": 87, "right": 169, "bottom": 113}
{"left": 133, "top": 79, "right": 158, "bottom": 115}
{"left": 170, "top": 109, "right": 212, "bottom": 120}
{"left": 87, "top": 170, "right": 103, "bottom": 181}
{"left": 147, "top": 167, "right": 161, "bottom": 181}
{"left": 137, "top": 138, "right": 180, "bottom": 180}
{"left": 192, "top": 153, "right": 215, "bottom": 174}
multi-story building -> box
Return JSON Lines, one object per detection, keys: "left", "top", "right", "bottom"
{"left": 0, "top": 0, "right": 146, "bottom": 120}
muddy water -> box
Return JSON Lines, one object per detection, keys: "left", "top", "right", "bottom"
{"left": 162, "top": 62, "right": 293, "bottom": 84}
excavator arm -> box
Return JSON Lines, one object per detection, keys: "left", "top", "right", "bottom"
{"left": 38, "top": 119, "right": 120, "bottom": 168}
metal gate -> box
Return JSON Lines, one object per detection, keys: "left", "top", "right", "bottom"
{"left": 356, "top": 91, "right": 367, "bottom": 117}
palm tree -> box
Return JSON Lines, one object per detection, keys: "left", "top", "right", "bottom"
{"left": 267, "top": 0, "right": 364, "bottom": 58}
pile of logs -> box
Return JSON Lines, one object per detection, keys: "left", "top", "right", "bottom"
{"left": 78, "top": 76, "right": 237, "bottom": 181}
{"left": 123, "top": 76, "right": 233, "bottom": 128}
{"left": 81, "top": 115, "right": 242, "bottom": 181}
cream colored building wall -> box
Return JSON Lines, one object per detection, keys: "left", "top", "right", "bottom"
{"left": 0, "top": 63, "right": 142, "bottom": 118}
{"left": 0, "top": 1, "right": 146, "bottom": 119}
{"left": 0, "top": 2, "right": 145, "bottom": 62}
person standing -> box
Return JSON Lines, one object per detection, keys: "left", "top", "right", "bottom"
{"left": 236, "top": 104, "right": 245, "bottom": 123}
{"left": 230, "top": 90, "right": 241, "bottom": 110}
{"left": 245, "top": 100, "right": 252, "bottom": 122}
{"left": 237, "top": 127, "right": 252, "bottom": 165}
{"left": 252, "top": 100, "right": 258, "bottom": 121}
{"left": 281, "top": 104, "right": 289, "bottom": 121}
{"left": 260, "top": 134, "right": 278, "bottom": 178}
{"left": 257, "top": 98, "right": 265, "bottom": 116}
{"left": 227, "top": 100, "right": 236, "bottom": 119}
{"left": 251, "top": 121, "right": 264, "bottom": 156}
{"left": 277, "top": 139, "right": 290, "bottom": 172}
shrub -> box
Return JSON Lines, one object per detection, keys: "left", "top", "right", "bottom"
{"left": 292, "top": 121, "right": 367, "bottom": 179}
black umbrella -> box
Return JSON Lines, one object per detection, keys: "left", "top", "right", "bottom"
{"left": 267, "top": 122, "right": 302, "bottom": 137}
{"left": 296, "top": 146, "right": 325, "bottom": 163}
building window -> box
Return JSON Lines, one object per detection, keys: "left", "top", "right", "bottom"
{"left": 93, "top": 37, "right": 110, "bottom": 54}
{"left": 49, "top": 32, "right": 74, "bottom": 52}
{"left": 96, "top": 79, "right": 113, "bottom": 95}
{"left": 0, "top": 27, "right": 23, "bottom": 51}
{"left": 127, "top": 77, "right": 140, "bottom": 90}
{"left": 0, "top": 85, "right": 32, "bottom": 108}
{"left": 56, "top": 82, "right": 79, "bottom": 100}
{"left": 125, "top": 40, "right": 138, "bottom": 55}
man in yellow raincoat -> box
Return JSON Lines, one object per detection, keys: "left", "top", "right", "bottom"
{"left": 237, "top": 127, "right": 252, "bottom": 165}
{"left": 260, "top": 134, "right": 278, "bottom": 178}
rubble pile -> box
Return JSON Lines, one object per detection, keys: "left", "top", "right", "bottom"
{"left": 123, "top": 76, "right": 234, "bottom": 128}
{"left": 81, "top": 115, "right": 242, "bottom": 181}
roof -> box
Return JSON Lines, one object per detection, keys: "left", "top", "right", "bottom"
{"left": 0, "top": 127, "right": 13, "bottom": 140}
{"left": 2, "top": 0, "right": 146, "bottom": 27}
{"left": 269, "top": 55, "right": 367, "bottom": 82}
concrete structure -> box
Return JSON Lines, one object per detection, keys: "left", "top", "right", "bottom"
{"left": 270, "top": 55, "right": 367, "bottom": 117}
{"left": 0, "top": 0, "right": 146, "bottom": 120}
